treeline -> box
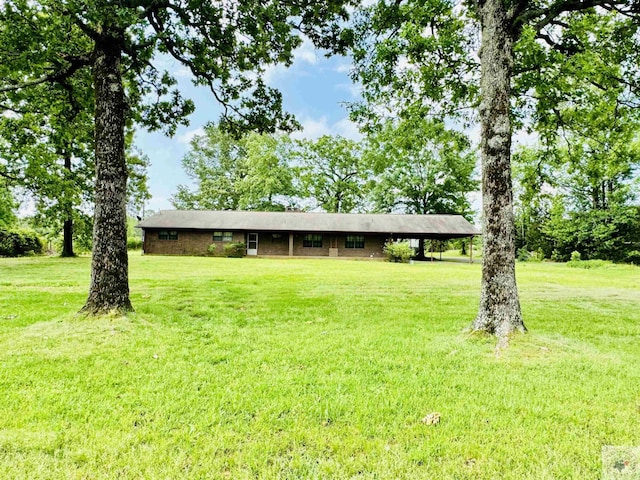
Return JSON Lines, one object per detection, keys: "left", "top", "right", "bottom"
{"left": 511, "top": 63, "right": 640, "bottom": 265}
{"left": 171, "top": 119, "right": 478, "bottom": 219}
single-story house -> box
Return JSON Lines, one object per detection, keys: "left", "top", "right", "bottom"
{"left": 136, "top": 210, "right": 480, "bottom": 259}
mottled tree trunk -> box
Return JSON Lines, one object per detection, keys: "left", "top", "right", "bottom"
{"left": 471, "top": 0, "right": 526, "bottom": 337}
{"left": 81, "top": 35, "right": 132, "bottom": 314}
{"left": 61, "top": 153, "right": 74, "bottom": 257}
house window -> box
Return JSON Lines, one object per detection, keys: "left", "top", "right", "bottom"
{"left": 345, "top": 235, "right": 365, "bottom": 249}
{"left": 213, "top": 231, "right": 233, "bottom": 242}
{"left": 158, "top": 230, "right": 178, "bottom": 240}
{"left": 303, "top": 234, "right": 323, "bottom": 248}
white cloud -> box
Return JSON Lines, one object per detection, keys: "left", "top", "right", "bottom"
{"left": 295, "top": 37, "right": 319, "bottom": 65}
{"left": 334, "top": 63, "right": 352, "bottom": 74}
{"left": 176, "top": 127, "right": 205, "bottom": 145}
{"left": 292, "top": 115, "right": 362, "bottom": 141}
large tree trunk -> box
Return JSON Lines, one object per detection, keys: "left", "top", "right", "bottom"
{"left": 81, "top": 35, "right": 132, "bottom": 314}
{"left": 471, "top": 0, "right": 526, "bottom": 337}
{"left": 61, "top": 153, "right": 74, "bottom": 257}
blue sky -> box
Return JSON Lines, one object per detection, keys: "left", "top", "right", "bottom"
{"left": 135, "top": 40, "right": 362, "bottom": 213}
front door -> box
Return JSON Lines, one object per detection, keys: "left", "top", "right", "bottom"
{"left": 247, "top": 233, "right": 258, "bottom": 256}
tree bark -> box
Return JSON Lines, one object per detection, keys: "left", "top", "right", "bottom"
{"left": 471, "top": 0, "right": 526, "bottom": 337}
{"left": 61, "top": 153, "right": 74, "bottom": 257}
{"left": 81, "top": 34, "right": 132, "bottom": 314}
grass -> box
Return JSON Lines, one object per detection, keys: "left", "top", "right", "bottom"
{"left": 0, "top": 255, "right": 639, "bottom": 479}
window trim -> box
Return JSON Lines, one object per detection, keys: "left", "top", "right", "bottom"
{"left": 213, "top": 231, "right": 233, "bottom": 242}
{"left": 345, "top": 235, "right": 365, "bottom": 249}
{"left": 303, "top": 234, "right": 323, "bottom": 248}
{"left": 158, "top": 230, "right": 178, "bottom": 241}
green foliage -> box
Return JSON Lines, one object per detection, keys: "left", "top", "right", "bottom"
{"left": 570, "top": 251, "right": 582, "bottom": 262}
{"left": 626, "top": 251, "right": 640, "bottom": 265}
{"left": 364, "top": 118, "right": 477, "bottom": 217}
{"left": 172, "top": 125, "right": 296, "bottom": 212}
{"left": 207, "top": 243, "right": 219, "bottom": 256}
{"left": 383, "top": 241, "right": 415, "bottom": 263}
{"left": 0, "top": 228, "right": 44, "bottom": 256}
{"left": 567, "top": 259, "right": 612, "bottom": 269}
{"left": 0, "top": 180, "right": 16, "bottom": 228}
{"left": 224, "top": 242, "right": 246, "bottom": 258}
{"left": 127, "top": 238, "right": 143, "bottom": 251}
{"left": 295, "top": 135, "right": 367, "bottom": 213}
{"left": 517, "top": 247, "right": 531, "bottom": 262}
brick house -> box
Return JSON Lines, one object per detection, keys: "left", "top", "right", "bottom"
{"left": 136, "top": 210, "right": 479, "bottom": 259}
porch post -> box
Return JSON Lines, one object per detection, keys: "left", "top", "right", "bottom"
{"left": 469, "top": 236, "right": 473, "bottom": 264}
{"left": 289, "top": 233, "right": 294, "bottom": 257}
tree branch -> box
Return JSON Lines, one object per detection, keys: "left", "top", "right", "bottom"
{"left": 0, "top": 54, "right": 91, "bottom": 93}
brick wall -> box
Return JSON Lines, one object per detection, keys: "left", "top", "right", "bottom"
{"left": 144, "top": 229, "right": 388, "bottom": 258}
{"left": 144, "top": 230, "right": 244, "bottom": 256}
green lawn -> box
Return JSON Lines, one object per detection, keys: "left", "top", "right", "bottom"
{"left": 0, "top": 255, "right": 639, "bottom": 479}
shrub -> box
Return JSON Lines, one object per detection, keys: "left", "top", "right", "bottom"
{"left": 625, "top": 251, "right": 640, "bottom": 266}
{"left": 570, "top": 250, "right": 582, "bottom": 262}
{"left": 224, "top": 242, "right": 246, "bottom": 258}
{"left": 207, "top": 243, "right": 218, "bottom": 256}
{"left": 384, "top": 241, "right": 415, "bottom": 263}
{"left": 516, "top": 247, "right": 530, "bottom": 262}
{"left": 127, "top": 238, "right": 143, "bottom": 250}
{"left": 567, "top": 259, "right": 612, "bottom": 269}
{"left": 0, "top": 228, "right": 44, "bottom": 257}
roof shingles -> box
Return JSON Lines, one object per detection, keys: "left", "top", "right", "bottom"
{"left": 138, "top": 210, "right": 479, "bottom": 237}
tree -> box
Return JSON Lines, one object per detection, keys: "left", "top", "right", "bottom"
{"left": 172, "top": 125, "right": 296, "bottom": 212}
{"left": 351, "top": 0, "right": 640, "bottom": 338}
{"left": 512, "top": 12, "right": 640, "bottom": 263}
{"left": 0, "top": 0, "right": 354, "bottom": 313}
{"left": 0, "top": 179, "right": 16, "bottom": 228}
{"left": 365, "top": 118, "right": 477, "bottom": 217}
{"left": 0, "top": 66, "right": 95, "bottom": 257}
{"left": 364, "top": 117, "right": 477, "bottom": 259}
{"left": 295, "top": 135, "right": 367, "bottom": 213}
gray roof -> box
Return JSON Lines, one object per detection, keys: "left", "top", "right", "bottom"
{"left": 137, "top": 210, "right": 479, "bottom": 237}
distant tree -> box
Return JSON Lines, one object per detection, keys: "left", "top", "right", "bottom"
{"left": 351, "top": 0, "right": 640, "bottom": 338}
{"left": 0, "top": 66, "right": 94, "bottom": 257}
{"left": 364, "top": 118, "right": 477, "bottom": 258}
{"left": 172, "top": 125, "right": 295, "bottom": 212}
{"left": 0, "top": 0, "right": 354, "bottom": 313}
{"left": 0, "top": 179, "right": 16, "bottom": 228}
{"left": 365, "top": 118, "right": 477, "bottom": 217}
{"left": 295, "top": 135, "right": 367, "bottom": 213}
{"left": 512, "top": 13, "right": 640, "bottom": 263}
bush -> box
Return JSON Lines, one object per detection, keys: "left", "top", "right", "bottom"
{"left": 0, "top": 228, "right": 45, "bottom": 257}
{"left": 625, "top": 251, "right": 640, "bottom": 266}
{"left": 207, "top": 243, "right": 218, "bottom": 256}
{"left": 127, "top": 238, "right": 143, "bottom": 250}
{"left": 550, "top": 249, "right": 567, "bottom": 262}
{"left": 384, "top": 241, "right": 415, "bottom": 263}
{"left": 516, "top": 247, "right": 530, "bottom": 262}
{"left": 224, "top": 242, "right": 246, "bottom": 258}
{"left": 567, "top": 259, "right": 612, "bottom": 269}
{"left": 570, "top": 250, "right": 582, "bottom": 262}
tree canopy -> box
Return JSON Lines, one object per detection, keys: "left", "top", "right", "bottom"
{"left": 0, "top": 0, "right": 355, "bottom": 313}
{"left": 365, "top": 118, "right": 477, "bottom": 218}
{"left": 172, "top": 125, "right": 295, "bottom": 212}
{"left": 296, "top": 135, "right": 367, "bottom": 213}
{"left": 351, "top": 0, "right": 640, "bottom": 338}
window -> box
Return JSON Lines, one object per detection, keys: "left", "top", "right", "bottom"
{"left": 345, "top": 235, "right": 365, "bottom": 249}
{"left": 303, "top": 234, "right": 323, "bottom": 248}
{"left": 213, "top": 231, "right": 233, "bottom": 242}
{"left": 158, "top": 230, "right": 178, "bottom": 240}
